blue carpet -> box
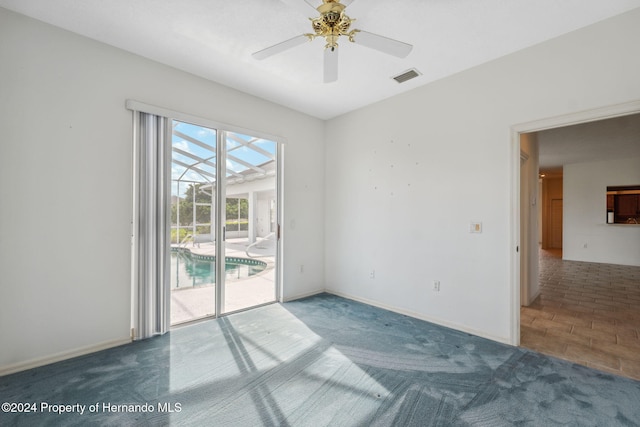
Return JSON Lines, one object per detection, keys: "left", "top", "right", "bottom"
{"left": 1, "top": 293, "right": 639, "bottom": 426}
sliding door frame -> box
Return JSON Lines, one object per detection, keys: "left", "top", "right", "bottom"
{"left": 215, "top": 130, "right": 226, "bottom": 315}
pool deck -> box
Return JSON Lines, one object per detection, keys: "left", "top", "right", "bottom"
{"left": 170, "top": 238, "right": 276, "bottom": 325}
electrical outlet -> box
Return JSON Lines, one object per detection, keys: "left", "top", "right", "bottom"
{"left": 369, "top": 270, "right": 375, "bottom": 279}
{"left": 299, "top": 264, "right": 304, "bottom": 273}
{"left": 433, "top": 280, "right": 440, "bottom": 292}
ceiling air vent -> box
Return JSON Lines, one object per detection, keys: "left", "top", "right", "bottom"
{"left": 392, "top": 68, "right": 421, "bottom": 83}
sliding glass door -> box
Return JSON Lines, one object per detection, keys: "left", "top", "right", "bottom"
{"left": 222, "top": 132, "right": 278, "bottom": 314}
{"left": 170, "top": 122, "right": 278, "bottom": 325}
{"left": 170, "top": 121, "right": 218, "bottom": 324}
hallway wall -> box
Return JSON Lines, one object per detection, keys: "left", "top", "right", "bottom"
{"left": 564, "top": 157, "right": 640, "bottom": 266}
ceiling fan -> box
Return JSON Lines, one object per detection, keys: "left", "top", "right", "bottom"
{"left": 252, "top": 0, "right": 413, "bottom": 83}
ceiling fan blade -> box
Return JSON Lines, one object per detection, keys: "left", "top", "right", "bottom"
{"left": 352, "top": 30, "right": 412, "bottom": 58}
{"left": 324, "top": 47, "right": 338, "bottom": 83}
{"left": 252, "top": 35, "right": 309, "bottom": 60}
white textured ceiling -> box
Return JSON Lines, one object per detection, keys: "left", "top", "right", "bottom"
{"left": 1, "top": 0, "right": 640, "bottom": 119}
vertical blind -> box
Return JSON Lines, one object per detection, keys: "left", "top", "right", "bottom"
{"left": 132, "top": 112, "right": 171, "bottom": 339}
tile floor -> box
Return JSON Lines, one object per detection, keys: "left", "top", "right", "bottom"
{"left": 521, "top": 248, "right": 640, "bottom": 380}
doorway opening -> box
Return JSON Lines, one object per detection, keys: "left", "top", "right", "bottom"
{"left": 170, "top": 120, "right": 279, "bottom": 325}
{"left": 512, "top": 101, "right": 640, "bottom": 379}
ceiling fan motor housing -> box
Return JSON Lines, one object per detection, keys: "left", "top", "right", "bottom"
{"left": 309, "top": 0, "right": 355, "bottom": 49}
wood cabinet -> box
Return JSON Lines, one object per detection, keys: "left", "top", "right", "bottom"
{"left": 616, "top": 195, "right": 639, "bottom": 215}
{"left": 615, "top": 194, "right": 640, "bottom": 222}
{"left": 608, "top": 186, "right": 640, "bottom": 224}
{"left": 607, "top": 194, "right": 614, "bottom": 211}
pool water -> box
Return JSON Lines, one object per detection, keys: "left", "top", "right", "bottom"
{"left": 171, "top": 250, "right": 266, "bottom": 289}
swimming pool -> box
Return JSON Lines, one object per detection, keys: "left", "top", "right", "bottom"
{"left": 171, "top": 248, "right": 267, "bottom": 289}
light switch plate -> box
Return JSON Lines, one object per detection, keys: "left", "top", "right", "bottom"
{"left": 470, "top": 222, "right": 482, "bottom": 233}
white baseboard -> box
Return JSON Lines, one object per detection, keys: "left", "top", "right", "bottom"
{"left": 1, "top": 291, "right": 512, "bottom": 377}
{"left": 325, "top": 289, "right": 512, "bottom": 346}
{"left": 0, "top": 337, "right": 132, "bottom": 377}
{"left": 281, "top": 289, "right": 325, "bottom": 303}
{"left": 526, "top": 289, "right": 541, "bottom": 306}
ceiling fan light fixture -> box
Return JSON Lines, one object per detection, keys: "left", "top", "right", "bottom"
{"left": 305, "top": 0, "right": 356, "bottom": 50}
{"left": 253, "top": 0, "right": 413, "bottom": 82}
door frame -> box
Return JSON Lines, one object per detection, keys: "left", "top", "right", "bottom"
{"left": 509, "top": 99, "right": 640, "bottom": 346}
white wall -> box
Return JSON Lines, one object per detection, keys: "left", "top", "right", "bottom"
{"left": 227, "top": 179, "right": 276, "bottom": 239}
{"left": 324, "top": 8, "right": 640, "bottom": 343}
{"left": 0, "top": 8, "right": 325, "bottom": 373}
{"left": 564, "top": 157, "right": 640, "bottom": 266}
{"left": 2, "top": 6, "right": 640, "bottom": 373}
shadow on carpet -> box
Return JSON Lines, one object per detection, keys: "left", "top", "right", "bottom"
{"left": 1, "top": 293, "right": 639, "bottom": 426}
